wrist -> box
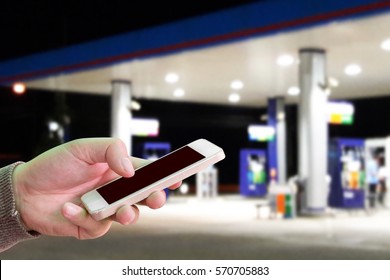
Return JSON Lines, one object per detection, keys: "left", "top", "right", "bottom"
{"left": 11, "top": 163, "right": 32, "bottom": 231}
{"left": 0, "top": 162, "right": 39, "bottom": 252}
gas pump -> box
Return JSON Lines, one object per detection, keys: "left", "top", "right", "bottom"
{"left": 239, "top": 149, "right": 267, "bottom": 197}
{"left": 328, "top": 138, "right": 365, "bottom": 208}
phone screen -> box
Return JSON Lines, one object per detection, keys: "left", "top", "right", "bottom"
{"left": 97, "top": 146, "right": 205, "bottom": 204}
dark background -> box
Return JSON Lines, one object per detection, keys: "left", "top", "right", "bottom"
{"left": 0, "top": 0, "right": 262, "bottom": 62}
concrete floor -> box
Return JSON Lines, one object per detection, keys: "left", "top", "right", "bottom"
{"left": 2, "top": 195, "right": 390, "bottom": 260}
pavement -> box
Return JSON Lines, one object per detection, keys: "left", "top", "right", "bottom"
{"left": 2, "top": 194, "right": 390, "bottom": 260}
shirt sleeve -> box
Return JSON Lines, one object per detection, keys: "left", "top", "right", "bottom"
{"left": 0, "top": 162, "right": 40, "bottom": 253}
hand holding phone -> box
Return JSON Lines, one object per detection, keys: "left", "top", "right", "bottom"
{"left": 81, "top": 139, "right": 225, "bottom": 220}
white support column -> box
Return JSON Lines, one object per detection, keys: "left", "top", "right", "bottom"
{"left": 276, "top": 97, "right": 287, "bottom": 184}
{"left": 298, "top": 48, "right": 328, "bottom": 214}
{"left": 111, "top": 80, "right": 132, "bottom": 155}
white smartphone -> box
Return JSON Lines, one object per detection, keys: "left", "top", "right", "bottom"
{"left": 81, "top": 139, "right": 225, "bottom": 220}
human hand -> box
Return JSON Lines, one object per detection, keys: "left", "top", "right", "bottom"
{"left": 12, "top": 138, "right": 181, "bottom": 240}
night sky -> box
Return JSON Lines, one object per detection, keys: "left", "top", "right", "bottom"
{"left": 0, "top": 0, "right": 262, "bottom": 61}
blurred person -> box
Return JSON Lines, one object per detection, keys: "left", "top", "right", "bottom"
{"left": 378, "top": 156, "right": 387, "bottom": 207}
{"left": 366, "top": 154, "right": 379, "bottom": 208}
{"left": 0, "top": 138, "right": 181, "bottom": 252}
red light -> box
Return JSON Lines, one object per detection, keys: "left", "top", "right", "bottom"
{"left": 13, "top": 83, "right": 26, "bottom": 95}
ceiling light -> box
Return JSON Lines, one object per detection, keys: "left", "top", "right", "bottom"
{"left": 230, "top": 80, "right": 244, "bottom": 90}
{"left": 13, "top": 82, "right": 26, "bottom": 95}
{"left": 173, "top": 88, "right": 185, "bottom": 97}
{"left": 381, "top": 39, "right": 390, "bottom": 51}
{"left": 131, "top": 100, "right": 141, "bottom": 111}
{"left": 48, "top": 121, "right": 60, "bottom": 132}
{"left": 287, "top": 86, "right": 300, "bottom": 96}
{"left": 344, "top": 64, "right": 362, "bottom": 76}
{"left": 228, "top": 93, "right": 240, "bottom": 103}
{"left": 277, "top": 54, "right": 294, "bottom": 66}
{"left": 164, "top": 72, "right": 179, "bottom": 83}
{"left": 328, "top": 77, "right": 339, "bottom": 87}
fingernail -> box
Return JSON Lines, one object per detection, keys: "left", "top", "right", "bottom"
{"left": 64, "top": 203, "right": 81, "bottom": 217}
{"left": 121, "top": 157, "right": 133, "bottom": 174}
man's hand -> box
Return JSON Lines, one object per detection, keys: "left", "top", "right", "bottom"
{"left": 12, "top": 138, "right": 181, "bottom": 239}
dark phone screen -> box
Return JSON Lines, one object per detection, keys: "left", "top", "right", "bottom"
{"left": 97, "top": 146, "right": 205, "bottom": 204}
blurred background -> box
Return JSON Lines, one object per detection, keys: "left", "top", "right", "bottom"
{"left": 2, "top": 0, "right": 390, "bottom": 259}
